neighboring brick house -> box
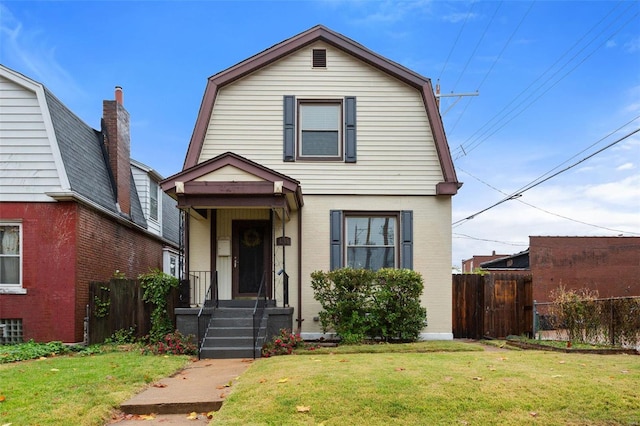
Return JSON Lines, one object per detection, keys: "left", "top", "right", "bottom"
{"left": 478, "top": 236, "right": 640, "bottom": 302}
{"left": 0, "top": 65, "right": 179, "bottom": 343}
{"left": 162, "top": 25, "right": 461, "bottom": 357}
{"left": 461, "top": 251, "right": 510, "bottom": 273}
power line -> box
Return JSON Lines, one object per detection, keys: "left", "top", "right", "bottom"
{"left": 457, "top": 166, "right": 640, "bottom": 236}
{"left": 452, "top": 1, "right": 631, "bottom": 159}
{"left": 453, "top": 232, "right": 529, "bottom": 246}
{"left": 438, "top": 2, "right": 475, "bottom": 82}
{"left": 452, "top": 127, "right": 640, "bottom": 227}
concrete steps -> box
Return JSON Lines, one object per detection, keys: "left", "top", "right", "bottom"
{"left": 200, "top": 306, "right": 268, "bottom": 359}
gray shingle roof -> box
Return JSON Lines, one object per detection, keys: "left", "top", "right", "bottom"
{"left": 44, "top": 88, "right": 148, "bottom": 229}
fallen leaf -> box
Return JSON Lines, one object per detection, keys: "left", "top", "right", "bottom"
{"left": 558, "top": 361, "right": 566, "bottom": 364}
{"left": 216, "top": 385, "right": 226, "bottom": 389}
{"left": 552, "top": 375, "right": 563, "bottom": 378}
{"left": 186, "top": 412, "right": 198, "bottom": 420}
{"left": 296, "top": 405, "right": 311, "bottom": 413}
{"left": 153, "top": 383, "right": 167, "bottom": 388}
{"left": 50, "top": 368, "right": 60, "bottom": 372}
{"left": 472, "top": 377, "right": 483, "bottom": 381}
{"left": 259, "top": 378, "right": 267, "bottom": 383}
{"left": 225, "top": 380, "right": 233, "bottom": 387}
{"left": 219, "top": 393, "right": 226, "bottom": 398}
{"left": 2, "top": 423, "right": 12, "bottom": 426}
{"left": 163, "top": 355, "right": 170, "bottom": 358}
{"left": 339, "top": 359, "right": 349, "bottom": 363}
{"left": 139, "top": 414, "right": 155, "bottom": 420}
{"left": 444, "top": 376, "right": 453, "bottom": 381}
{"left": 0, "top": 395, "right": 6, "bottom": 402}
{"left": 395, "top": 367, "right": 405, "bottom": 371}
{"left": 206, "top": 411, "right": 215, "bottom": 419}
{"left": 278, "top": 378, "right": 289, "bottom": 383}
{"left": 241, "top": 359, "right": 253, "bottom": 363}
{"left": 621, "top": 370, "right": 629, "bottom": 374}
{"left": 530, "top": 412, "right": 538, "bottom": 417}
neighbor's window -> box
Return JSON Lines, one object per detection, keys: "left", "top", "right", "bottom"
{"left": 346, "top": 215, "right": 397, "bottom": 270}
{"left": 0, "top": 224, "right": 21, "bottom": 286}
{"left": 150, "top": 180, "right": 159, "bottom": 221}
{"left": 298, "top": 100, "right": 342, "bottom": 159}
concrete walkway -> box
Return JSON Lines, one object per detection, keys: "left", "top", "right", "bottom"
{"left": 108, "top": 358, "right": 254, "bottom": 425}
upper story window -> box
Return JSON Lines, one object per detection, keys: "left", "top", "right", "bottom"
{"left": 283, "top": 95, "right": 356, "bottom": 163}
{"left": 0, "top": 223, "right": 22, "bottom": 289}
{"left": 298, "top": 100, "right": 342, "bottom": 159}
{"left": 150, "top": 180, "right": 159, "bottom": 221}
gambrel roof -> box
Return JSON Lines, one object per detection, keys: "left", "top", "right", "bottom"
{"left": 183, "top": 25, "right": 460, "bottom": 195}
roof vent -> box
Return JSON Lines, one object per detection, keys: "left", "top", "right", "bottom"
{"left": 312, "top": 49, "right": 326, "bottom": 68}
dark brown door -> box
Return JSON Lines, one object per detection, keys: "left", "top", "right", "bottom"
{"left": 232, "top": 220, "right": 271, "bottom": 298}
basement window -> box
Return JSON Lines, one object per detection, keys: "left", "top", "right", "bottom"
{"left": 0, "top": 319, "right": 23, "bottom": 344}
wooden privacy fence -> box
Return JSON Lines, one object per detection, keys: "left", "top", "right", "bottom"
{"left": 452, "top": 273, "right": 533, "bottom": 339}
{"left": 88, "top": 279, "right": 178, "bottom": 344}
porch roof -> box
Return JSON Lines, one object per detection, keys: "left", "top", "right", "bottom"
{"left": 161, "top": 152, "right": 303, "bottom": 212}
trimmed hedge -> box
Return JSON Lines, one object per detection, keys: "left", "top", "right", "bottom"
{"left": 311, "top": 268, "right": 427, "bottom": 344}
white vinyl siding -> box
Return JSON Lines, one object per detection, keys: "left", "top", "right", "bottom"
{"left": 0, "top": 75, "right": 65, "bottom": 201}
{"left": 131, "top": 163, "right": 161, "bottom": 236}
{"left": 199, "top": 41, "right": 443, "bottom": 195}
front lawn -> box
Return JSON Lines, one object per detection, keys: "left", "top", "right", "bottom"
{"left": 214, "top": 342, "right": 640, "bottom": 425}
{"left": 0, "top": 347, "right": 191, "bottom": 425}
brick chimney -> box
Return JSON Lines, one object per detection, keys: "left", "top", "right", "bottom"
{"left": 102, "top": 86, "right": 131, "bottom": 216}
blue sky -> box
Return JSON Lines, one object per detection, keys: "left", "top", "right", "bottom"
{"left": 2, "top": 0, "right": 639, "bottom": 267}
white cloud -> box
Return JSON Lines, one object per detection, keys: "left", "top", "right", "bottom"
{"left": 617, "top": 162, "right": 634, "bottom": 171}
{"left": 624, "top": 36, "right": 640, "bottom": 53}
{"left": 0, "top": 4, "right": 85, "bottom": 100}
{"left": 606, "top": 40, "right": 617, "bottom": 48}
{"left": 442, "top": 12, "right": 479, "bottom": 24}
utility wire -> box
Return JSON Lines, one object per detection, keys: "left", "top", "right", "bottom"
{"left": 447, "top": 1, "right": 535, "bottom": 135}
{"left": 452, "top": 1, "right": 628, "bottom": 159}
{"left": 456, "top": 5, "right": 639, "bottom": 159}
{"left": 438, "top": 2, "right": 475, "bottom": 82}
{"left": 457, "top": 166, "right": 640, "bottom": 235}
{"left": 453, "top": 232, "right": 529, "bottom": 246}
{"left": 452, "top": 127, "right": 640, "bottom": 227}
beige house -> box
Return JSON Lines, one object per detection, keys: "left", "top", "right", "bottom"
{"left": 162, "top": 25, "right": 461, "bottom": 356}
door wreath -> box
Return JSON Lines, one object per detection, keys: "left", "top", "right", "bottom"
{"left": 242, "top": 228, "right": 262, "bottom": 247}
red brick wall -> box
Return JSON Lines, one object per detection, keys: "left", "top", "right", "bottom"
{"left": 530, "top": 236, "right": 640, "bottom": 302}
{"left": 0, "top": 202, "right": 77, "bottom": 342}
{"left": 76, "top": 205, "right": 164, "bottom": 341}
{"left": 0, "top": 201, "right": 167, "bottom": 343}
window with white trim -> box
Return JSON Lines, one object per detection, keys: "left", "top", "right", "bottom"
{"left": 0, "top": 224, "right": 22, "bottom": 287}
{"left": 346, "top": 215, "right": 397, "bottom": 271}
{"left": 150, "top": 180, "right": 159, "bottom": 221}
{"left": 298, "top": 100, "right": 342, "bottom": 159}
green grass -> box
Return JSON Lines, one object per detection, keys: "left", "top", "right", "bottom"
{"left": 0, "top": 348, "right": 191, "bottom": 425}
{"left": 214, "top": 342, "right": 640, "bottom": 425}
{"left": 298, "top": 340, "right": 482, "bottom": 355}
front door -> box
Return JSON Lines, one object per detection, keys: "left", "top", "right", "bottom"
{"left": 232, "top": 220, "right": 271, "bottom": 298}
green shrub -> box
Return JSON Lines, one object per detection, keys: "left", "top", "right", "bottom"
{"left": 139, "top": 269, "right": 179, "bottom": 342}
{"left": 311, "top": 268, "right": 427, "bottom": 344}
{"left": 369, "top": 268, "right": 427, "bottom": 342}
{"left": 105, "top": 327, "right": 137, "bottom": 345}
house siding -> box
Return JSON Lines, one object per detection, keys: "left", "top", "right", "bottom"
{"left": 0, "top": 75, "right": 64, "bottom": 202}
{"left": 299, "top": 195, "right": 452, "bottom": 337}
{"left": 199, "top": 41, "right": 443, "bottom": 195}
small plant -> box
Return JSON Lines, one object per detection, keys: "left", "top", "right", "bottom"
{"left": 139, "top": 269, "right": 179, "bottom": 342}
{"left": 93, "top": 286, "right": 111, "bottom": 318}
{"left": 143, "top": 331, "right": 196, "bottom": 355}
{"left": 261, "top": 329, "right": 306, "bottom": 357}
{"left": 105, "top": 327, "right": 137, "bottom": 345}
{"left": 113, "top": 269, "right": 127, "bottom": 279}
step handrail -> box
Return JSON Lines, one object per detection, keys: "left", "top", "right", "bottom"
{"left": 197, "top": 271, "right": 217, "bottom": 360}
{"left": 252, "top": 272, "right": 267, "bottom": 359}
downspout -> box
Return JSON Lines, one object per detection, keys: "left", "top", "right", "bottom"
{"left": 296, "top": 209, "right": 303, "bottom": 333}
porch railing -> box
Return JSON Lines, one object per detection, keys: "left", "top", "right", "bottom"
{"left": 253, "top": 272, "right": 267, "bottom": 359}
{"left": 196, "top": 271, "right": 217, "bottom": 359}
{"left": 189, "top": 271, "right": 218, "bottom": 307}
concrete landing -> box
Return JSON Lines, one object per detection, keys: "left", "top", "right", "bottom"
{"left": 111, "top": 358, "right": 253, "bottom": 424}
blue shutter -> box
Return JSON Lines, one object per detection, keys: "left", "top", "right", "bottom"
{"left": 283, "top": 95, "right": 295, "bottom": 162}
{"left": 401, "top": 210, "right": 413, "bottom": 269}
{"left": 330, "top": 210, "right": 343, "bottom": 270}
{"left": 344, "top": 96, "right": 356, "bottom": 163}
